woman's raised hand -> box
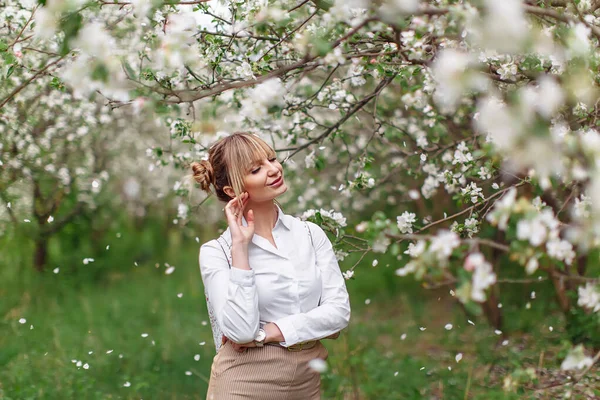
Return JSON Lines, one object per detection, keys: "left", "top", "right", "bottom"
{"left": 224, "top": 192, "right": 255, "bottom": 245}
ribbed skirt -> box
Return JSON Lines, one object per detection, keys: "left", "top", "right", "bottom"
{"left": 206, "top": 340, "right": 328, "bottom": 400}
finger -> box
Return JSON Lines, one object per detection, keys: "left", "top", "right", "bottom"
{"left": 237, "top": 193, "right": 249, "bottom": 224}
{"left": 225, "top": 197, "right": 242, "bottom": 221}
{"left": 246, "top": 209, "right": 254, "bottom": 228}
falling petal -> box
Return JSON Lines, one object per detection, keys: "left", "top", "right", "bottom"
{"left": 455, "top": 353, "right": 463, "bottom": 363}
{"left": 308, "top": 359, "right": 328, "bottom": 373}
{"left": 165, "top": 266, "right": 175, "bottom": 275}
{"left": 19, "top": 318, "right": 26, "bottom": 324}
{"left": 141, "top": 333, "right": 149, "bottom": 338}
{"left": 53, "top": 268, "right": 59, "bottom": 274}
{"left": 83, "top": 363, "right": 89, "bottom": 370}
{"left": 177, "top": 293, "right": 183, "bottom": 298}
{"left": 185, "top": 371, "right": 192, "bottom": 376}
{"left": 445, "top": 324, "right": 453, "bottom": 330}
{"left": 194, "top": 354, "right": 200, "bottom": 361}
{"left": 124, "top": 381, "right": 131, "bottom": 387}
{"left": 401, "top": 333, "right": 407, "bottom": 340}
{"left": 495, "top": 330, "right": 502, "bottom": 335}
{"left": 467, "top": 320, "right": 475, "bottom": 325}
{"left": 106, "top": 350, "right": 113, "bottom": 354}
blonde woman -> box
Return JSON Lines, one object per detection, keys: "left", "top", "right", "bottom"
{"left": 191, "top": 133, "right": 351, "bottom": 399}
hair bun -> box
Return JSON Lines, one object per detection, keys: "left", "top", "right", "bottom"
{"left": 191, "top": 160, "right": 214, "bottom": 193}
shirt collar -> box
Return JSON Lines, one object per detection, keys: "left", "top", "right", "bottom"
{"left": 275, "top": 204, "right": 292, "bottom": 231}
{"left": 239, "top": 204, "right": 292, "bottom": 231}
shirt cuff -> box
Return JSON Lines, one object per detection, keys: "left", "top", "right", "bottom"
{"left": 273, "top": 316, "right": 300, "bottom": 347}
{"left": 229, "top": 267, "right": 255, "bottom": 287}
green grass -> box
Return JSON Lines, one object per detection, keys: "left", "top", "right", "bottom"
{"left": 1, "top": 226, "right": 598, "bottom": 399}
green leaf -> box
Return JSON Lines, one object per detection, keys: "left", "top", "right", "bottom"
{"left": 91, "top": 63, "right": 109, "bottom": 82}
{"left": 3, "top": 53, "right": 16, "bottom": 65}
{"left": 59, "top": 12, "right": 83, "bottom": 55}
{"left": 313, "top": 38, "right": 332, "bottom": 57}
{"left": 50, "top": 76, "right": 66, "bottom": 91}
{"left": 312, "top": 0, "right": 333, "bottom": 11}
{"left": 6, "top": 64, "right": 15, "bottom": 79}
{"left": 0, "top": 40, "right": 8, "bottom": 52}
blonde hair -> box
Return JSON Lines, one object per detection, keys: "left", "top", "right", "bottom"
{"left": 191, "top": 132, "right": 276, "bottom": 202}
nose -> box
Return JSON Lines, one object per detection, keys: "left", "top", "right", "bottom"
{"left": 266, "top": 159, "right": 279, "bottom": 176}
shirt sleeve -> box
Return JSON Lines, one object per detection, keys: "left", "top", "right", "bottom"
{"left": 273, "top": 222, "right": 351, "bottom": 346}
{"left": 199, "top": 240, "right": 260, "bottom": 344}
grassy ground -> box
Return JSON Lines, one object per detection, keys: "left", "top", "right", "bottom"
{"left": 1, "top": 226, "right": 598, "bottom": 399}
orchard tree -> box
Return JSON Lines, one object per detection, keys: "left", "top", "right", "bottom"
{"left": 0, "top": 1, "right": 187, "bottom": 271}
{"left": 3, "top": 0, "right": 600, "bottom": 389}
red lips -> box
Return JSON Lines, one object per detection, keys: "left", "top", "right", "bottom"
{"left": 269, "top": 176, "right": 283, "bottom": 187}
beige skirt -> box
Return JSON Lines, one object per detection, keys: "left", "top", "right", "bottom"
{"left": 206, "top": 341, "right": 329, "bottom": 400}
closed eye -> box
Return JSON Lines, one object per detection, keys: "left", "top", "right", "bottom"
{"left": 251, "top": 157, "right": 278, "bottom": 174}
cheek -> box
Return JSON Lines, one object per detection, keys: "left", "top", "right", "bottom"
{"left": 243, "top": 175, "right": 262, "bottom": 192}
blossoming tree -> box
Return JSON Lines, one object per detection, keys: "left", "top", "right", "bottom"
{"left": 3, "top": 0, "right": 600, "bottom": 387}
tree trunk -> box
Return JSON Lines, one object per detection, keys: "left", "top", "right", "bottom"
{"left": 34, "top": 237, "right": 48, "bottom": 272}
{"left": 482, "top": 290, "right": 504, "bottom": 333}
{"left": 549, "top": 269, "right": 571, "bottom": 313}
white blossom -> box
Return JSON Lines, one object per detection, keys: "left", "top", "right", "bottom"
{"left": 561, "top": 345, "right": 593, "bottom": 371}
{"left": 396, "top": 211, "right": 417, "bottom": 234}
{"left": 404, "top": 241, "right": 426, "bottom": 258}
{"left": 430, "top": 230, "right": 460, "bottom": 261}
{"left": 577, "top": 283, "right": 600, "bottom": 312}
{"left": 465, "top": 253, "right": 496, "bottom": 302}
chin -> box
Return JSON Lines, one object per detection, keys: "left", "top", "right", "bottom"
{"left": 272, "top": 184, "right": 288, "bottom": 198}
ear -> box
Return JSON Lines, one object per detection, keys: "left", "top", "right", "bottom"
{"left": 223, "top": 185, "right": 236, "bottom": 199}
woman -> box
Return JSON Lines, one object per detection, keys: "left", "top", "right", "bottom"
{"left": 191, "top": 132, "right": 351, "bottom": 399}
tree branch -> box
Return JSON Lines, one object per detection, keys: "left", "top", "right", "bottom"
{"left": 279, "top": 74, "right": 397, "bottom": 159}
{"left": 0, "top": 56, "right": 64, "bottom": 110}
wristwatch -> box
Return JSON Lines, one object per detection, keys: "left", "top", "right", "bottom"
{"left": 254, "top": 328, "right": 266, "bottom": 347}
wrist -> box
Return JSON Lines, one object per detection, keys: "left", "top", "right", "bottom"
{"left": 264, "top": 322, "right": 284, "bottom": 343}
{"left": 231, "top": 241, "right": 249, "bottom": 251}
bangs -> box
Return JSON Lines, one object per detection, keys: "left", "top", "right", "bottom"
{"left": 228, "top": 134, "right": 275, "bottom": 173}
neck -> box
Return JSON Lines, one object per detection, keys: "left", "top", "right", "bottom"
{"left": 244, "top": 201, "right": 278, "bottom": 235}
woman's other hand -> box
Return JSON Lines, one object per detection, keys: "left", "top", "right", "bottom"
{"left": 222, "top": 336, "right": 257, "bottom": 353}
{"left": 324, "top": 331, "right": 340, "bottom": 340}
{"left": 224, "top": 192, "right": 254, "bottom": 245}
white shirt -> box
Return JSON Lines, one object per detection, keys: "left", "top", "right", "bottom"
{"left": 199, "top": 206, "right": 351, "bottom": 350}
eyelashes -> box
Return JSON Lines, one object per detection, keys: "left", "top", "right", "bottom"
{"left": 250, "top": 157, "right": 278, "bottom": 174}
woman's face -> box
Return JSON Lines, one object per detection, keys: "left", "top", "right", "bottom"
{"left": 243, "top": 156, "right": 287, "bottom": 203}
